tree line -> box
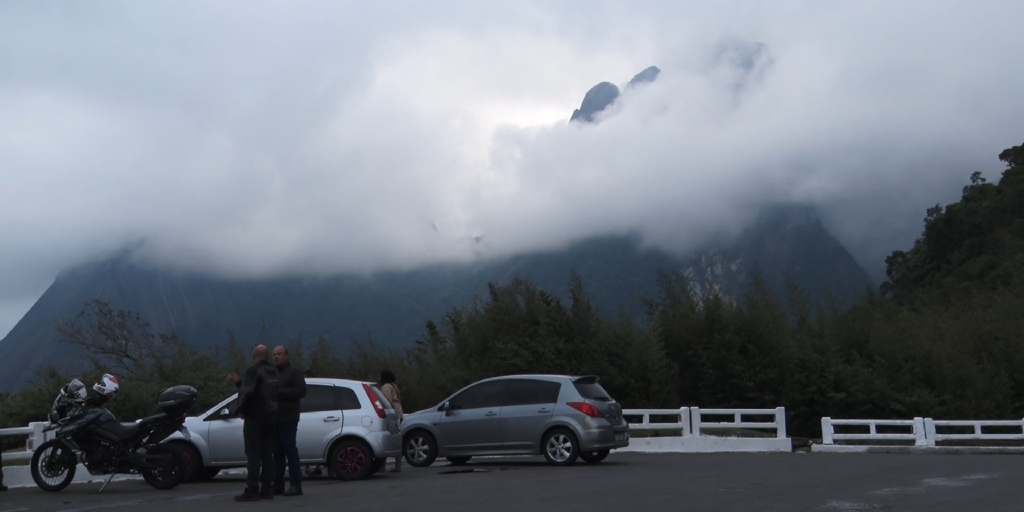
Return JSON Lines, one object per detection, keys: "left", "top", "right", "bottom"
{"left": 3, "top": 142, "right": 1023, "bottom": 447}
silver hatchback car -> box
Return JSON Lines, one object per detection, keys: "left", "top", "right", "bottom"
{"left": 401, "top": 375, "right": 629, "bottom": 467}
{"left": 164, "top": 378, "right": 402, "bottom": 481}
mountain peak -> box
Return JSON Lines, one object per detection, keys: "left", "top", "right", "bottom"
{"left": 569, "top": 81, "right": 620, "bottom": 123}
{"left": 570, "top": 66, "right": 660, "bottom": 124}
{"left": 627, "top": 66, "right": 661, "bottom": 88}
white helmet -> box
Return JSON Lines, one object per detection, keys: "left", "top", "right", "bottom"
{"left": 93, "top": 374, "right": 119, "bottom": 398}
{"left": 62, "top": 379, "right": 88, "bottom": 403}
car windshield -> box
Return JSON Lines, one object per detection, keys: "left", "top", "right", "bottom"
{"left": 572, "top": 378, "right": 612, "bottom": 401}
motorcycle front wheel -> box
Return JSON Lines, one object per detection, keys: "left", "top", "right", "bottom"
{"left": 31, "top": 439, "right": 77, "bottom": 492}
{"left": 140, "top": 443, "right": 188, "bottom": 490}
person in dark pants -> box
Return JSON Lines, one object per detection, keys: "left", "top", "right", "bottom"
{"left": 228, "top": 344, "right": 279, "bottom": 502}
{"left": 272, "top": 345, "right": 306, "bottom": 496}
{"left": 0, "top": 401, "right": 6, "bottom": 491}
{"left": 1, "top": 447, "right": 7, "bottom": 492}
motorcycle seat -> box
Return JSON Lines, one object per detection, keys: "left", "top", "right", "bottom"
{"left": 109, "top": 414, "right": 169, "bottom": 440}
{"left": 138, "top": 413, "right": 169, "bottom": 428}
{"left": 110, "top": 422, "right": 141, "bottom": 440}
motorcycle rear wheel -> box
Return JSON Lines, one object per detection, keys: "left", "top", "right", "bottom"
{"left": 31, "top": 440, "right": 77, "bottom": 492}
{"left": 140, "top": 443, "right": 188, "bottom": 490}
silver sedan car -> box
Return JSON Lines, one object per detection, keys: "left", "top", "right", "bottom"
{"left": 401, "top": 374, "right": 629, "bottom": 467}
{"left": 164, "top": 378, "right": 402, "bottom": 481}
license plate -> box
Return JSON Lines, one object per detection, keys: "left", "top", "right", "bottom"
{"left": 615, "top": 432, "right": 626, "bottom": 441}
{"left": 179, "top": 425, "right": 192, "bottom": 442}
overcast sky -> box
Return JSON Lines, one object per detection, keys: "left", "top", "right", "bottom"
{"left": 2, "top": 0, "right": 1023, "bottom": 338}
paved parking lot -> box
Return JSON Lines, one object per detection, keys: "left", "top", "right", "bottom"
{"left": 2, "top": 452, "right": 1021, "bottom": 511}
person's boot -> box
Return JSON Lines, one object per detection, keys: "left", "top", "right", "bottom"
{"left": 283, "top": 483, "right": 302, "bottom": 496}
{"left": 233, "top": 487, "right": 260, "bottom": 502}
{"left": 259, "top": 485, "right": 275, "bottom": 500}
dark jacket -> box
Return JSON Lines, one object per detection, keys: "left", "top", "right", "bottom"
{"left": 237, "top": 359, "right": 279, "bottom": 424}
{"left": 275, "top": 361, "right": 307, "bottom": 423}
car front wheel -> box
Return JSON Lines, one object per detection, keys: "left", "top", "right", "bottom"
{"left": 404, "top": 430, "right": 438, "bottom": 467}
{"left": 542, "top": 429, "right": 579, "bottom": 465}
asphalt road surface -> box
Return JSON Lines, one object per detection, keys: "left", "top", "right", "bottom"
{"left": 2, "top": 453, "right": 1021, "bottom": 511}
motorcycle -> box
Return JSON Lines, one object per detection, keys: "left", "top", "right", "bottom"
{"left": 30, "top": 374, "right": 199, "bottom": 492}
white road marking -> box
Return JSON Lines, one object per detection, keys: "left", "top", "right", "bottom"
{"left": 823, "top": 500, "right": 883, "bottom": 510}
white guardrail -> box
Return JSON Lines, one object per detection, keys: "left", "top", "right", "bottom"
{"left": 0, "top": 422, "right": 47, "bottom": 461}
{"left": 621, "top": 406, "right": 790, "bottom": 453}
{"left": 8, "top": 412, "right": 1023, "bottom": 459}
{"left": 815, "top": 416, "right": 1024, "bottom": 452}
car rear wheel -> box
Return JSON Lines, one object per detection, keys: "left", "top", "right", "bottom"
{"left": 330, "top": 439, "right": 374, "bottom": 481}
{"left": 542, "top": 429, "right": 579, "bottom": 465}
{"left": 446, "top": 456, "right": 471, "bottom": 465}
{"left": 404, "top": 430, "right": 438, "bottom": 468}
{"left": 579, "top": 449, "right": 609, "bottom": 463}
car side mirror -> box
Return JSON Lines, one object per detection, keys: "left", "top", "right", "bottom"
{"left": 441, "top": 401, "right": 452, "bottom": 416}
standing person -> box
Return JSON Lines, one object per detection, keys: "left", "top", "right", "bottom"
{"left": 378, "top": 370, "right": 403, "bottom": 473}
{"left": 300, "top": 368, "right": 325, "bottom": 478}
{"left": 0, "top": 400, "right": 6, "bottom": 490}
{"left": 272, "top": 346, "right": 306, "bottom": 496}
{"left": 0, "top": 412, "right": 6, "bottom": 492}
{"left": 228, "top": 344, "right": 279, "bottom": 502}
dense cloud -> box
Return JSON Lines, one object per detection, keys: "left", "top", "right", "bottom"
{"left": 2, "top": 1, "right": 1023, "bottom": 337}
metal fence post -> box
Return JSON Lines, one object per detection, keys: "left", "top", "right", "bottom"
{"left": 913, "top": 417, "right": 928, "bottom": 446}
{"left": 821, "top": 417, "right": 834, "bottom": 445}
{"left": 775, "top": 407, "right": 787, "bottom": 439}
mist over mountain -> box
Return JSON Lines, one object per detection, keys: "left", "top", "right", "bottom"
{"left": 0, "top": 200, "right": 871, "bottom": 390}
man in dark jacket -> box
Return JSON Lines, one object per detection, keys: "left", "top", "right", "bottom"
{"left": 228, "top": 344, "right": 279, "bottom": 501}
{"left": 272, "top": 345, "right": 306, "bottom": 496}
{"left": 0, "top": 405, "right": 6, "bottom": 491}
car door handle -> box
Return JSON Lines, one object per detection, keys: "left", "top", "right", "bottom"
{"left": 537, "top": 408, "right": 551, "bottom": 413}
{"left": 323, "top": 416, "right": 340, "bottom": 422}
{"left": 485, "top": 411, "right": 497, "bottom": 417}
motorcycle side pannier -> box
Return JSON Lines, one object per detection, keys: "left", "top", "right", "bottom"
{"left": 159, "top": 385, "right": 198, "bottom": 415}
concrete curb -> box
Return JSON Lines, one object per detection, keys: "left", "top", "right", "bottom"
{"left": 3, "top": 464, "right": 143, "bottom": 489}
{"left": 810, "top": 445, "right": 1024, "bottom": 455}
{"left": 620, "top": 437, "right": 792, "bottom": 453}
{"left": 2, "top": 464, "right": 249, "bottom": 489}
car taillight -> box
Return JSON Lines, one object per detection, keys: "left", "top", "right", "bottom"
{"left": 362, "top": 384, "right": 386, "bottom": 419}
{"left": 567, "top": 402, "right": 603, "bottom": 418}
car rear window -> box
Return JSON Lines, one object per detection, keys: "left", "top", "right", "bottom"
{"left": 334, "top": 387, "right": 361, "bottom": 410}
{"left": 572, "top": 378, "right": 612, "bottom": 401}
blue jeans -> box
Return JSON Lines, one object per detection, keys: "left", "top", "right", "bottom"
{"left": 273, "top": 421, "right": 302, "bottom": 487}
